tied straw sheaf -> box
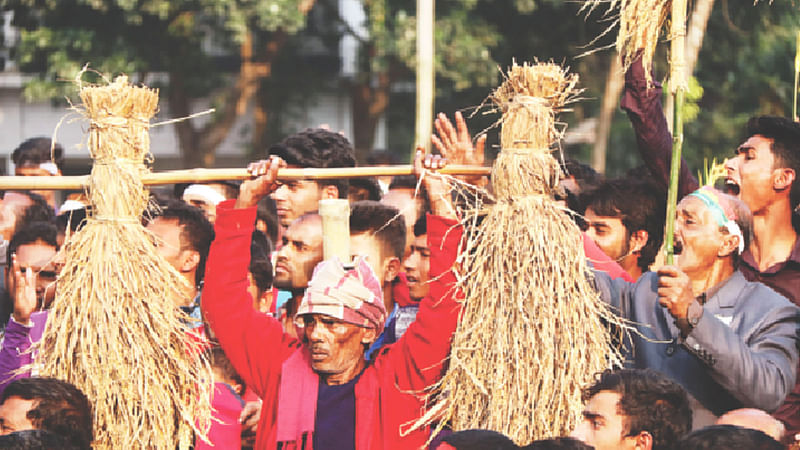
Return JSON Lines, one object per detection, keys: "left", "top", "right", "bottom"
{"left": 408, "top": 62, "right": 627, "bottom": 446}
{"left": 27, "top": 76, "right": 212, "bottom": 449}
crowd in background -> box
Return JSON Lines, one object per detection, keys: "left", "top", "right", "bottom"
{"left": 0, "top": 55, "right": 796, "bottom": 450}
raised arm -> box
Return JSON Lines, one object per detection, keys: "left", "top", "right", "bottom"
{"left": 202, "top": 157, "right": 299, "bottom": 399}
{"left": 620, "top": 54, "right": 698, "bottom": 198}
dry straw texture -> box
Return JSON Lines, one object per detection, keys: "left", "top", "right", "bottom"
{"left": 32, "top": 76, "right": 212, "bottom": 449}
{"left": 413, "top": 63, "right": 625, "bottom": 445}
{"left": 581, "top": 0, "right": 671, "bottom": 84}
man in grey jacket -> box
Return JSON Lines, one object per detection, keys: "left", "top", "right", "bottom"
{"left": 593, "top": 186, "right": 800, "bottom": 428}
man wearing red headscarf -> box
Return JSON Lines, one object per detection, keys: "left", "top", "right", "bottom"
{"left": 203, "top": 153, "right": 461, "bottom": 450}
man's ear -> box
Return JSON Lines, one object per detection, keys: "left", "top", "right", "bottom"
{"left": 773, "top": 168, "right": 796, "bottom": 192}
{"left": 181, "top": 249, "right": 201, "bottom": 273}
{"left": 361, "top": 326, "right": 378, "bottom": 345}
{"left": 718, "top": 232, "right": 741, "bottom": 258}
{"left": 382, "top": 257, "right": 401, "bottom": 284}
{"left": 321, "top": 184, "right": 339, "bottom": 200}
{"left": 629, "top": 230, "right": 649, "bottom": 254}
{"left": 633, "top": 431, "right": 653, "bottom": 450}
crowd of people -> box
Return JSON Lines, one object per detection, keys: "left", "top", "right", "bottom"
{"left": 0, "top": 54, "right": 796, "bottom": 450}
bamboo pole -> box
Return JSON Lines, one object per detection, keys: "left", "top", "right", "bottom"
{"left": 793, "top": 30, "right": 799, "bottom": 122}
{"left": 414, "top": 0, "right": 435, "bottom": 158}
{"left": 665, "top": 0, "right": 688, "bottom": 265}
{"left": 0, "top": 165, "right": 491, "bottom": 190}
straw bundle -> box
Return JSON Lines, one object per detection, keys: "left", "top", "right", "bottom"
{"left": 581, "top": 0, "right": 670, "bottom": 84}
{"left": 414, "top": 63, "right": 625, "bottom": 445}
{"left": 32, "top": 76, "right": 212, "bottom": 449}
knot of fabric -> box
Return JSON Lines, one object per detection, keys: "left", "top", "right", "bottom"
{"left": 296, "top": 256, "right": 386, "bottom": 334}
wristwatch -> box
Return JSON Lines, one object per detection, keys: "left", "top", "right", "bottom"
{"left": 686, "top": 299, "right": 704, "bottom": 328}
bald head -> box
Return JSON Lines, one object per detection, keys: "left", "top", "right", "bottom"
{"left": 716, "top": 408, "right": 785, "bottom": 441}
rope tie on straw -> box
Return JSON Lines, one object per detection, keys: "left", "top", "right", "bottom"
{"left": 94, "top": 158, "right": 144, "bottom": 165}
{"left": 91, "top": 216, "right": 140, "bottom": 224}
{"left": 502, "top": 148, "right": 553, "bottom": 155}
{"left": 89, "top": 116, "right": 151, "bottom": 129}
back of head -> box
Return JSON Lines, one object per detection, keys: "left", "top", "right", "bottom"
{"left": 716, "top": 408, "right": 785, "bottom": 442}
{"left": 12, "top": 138, "right": 64, "bottom": 173}
{"left": 13, "top": 192, "right": 54, "bottom": 233}
{"left": 205, "top": 346, "right": 245, "bottom": 391}
{"left": 250, "top": 229, "right": 273, "bottom": 296}
{"left": 268, "top": 128, "right": 357, "bottom": 199}
{"left": 522, "top": 437, "right": 594, "bottom": 450}
{"left": 152, "top": 201, "right": 215, "bottom": 285}
{"left": 674, "top": 425, "right": 782, "bottom": 450}
{"left": 581, "top": 178, "right": 666, "bottom": 271}
{"left": 746, "top": 116, "right": 800, "bottom": 214}
{"left": 440, "top": 429, "right": 519, "bottom": 450}
{"left": 349, "top": 177, "right": 383, "bottom": 202}
{"left": 584, "top": 369, "right": 692, "bottom": 450}
{"left": 1, "top": 377, "right": 92, "bottom": 449}
{"left": 0, "top": 429, "right": 80, "bottom": 450}
{"left": 350, "top": 201, "right": 406, "bottom": 260}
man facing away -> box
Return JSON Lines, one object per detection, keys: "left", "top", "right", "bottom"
{"left": 202, "top": 152, "right": 463, "bottom": 449}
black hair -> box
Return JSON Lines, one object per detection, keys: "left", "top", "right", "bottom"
{"left": 7, "top": 221, "right": 59, "bottom": 269}
{"left": 581, "top": 178, "right": 666, "bottom": 272}
{"left": 0, "top": 429, "right": 80, "bottom": 450}
{"left": 12, "top": 138, "right": 64, "bottom": 172}
{"left": 267, "top": 128, "right": 357, "bottom": 199}
{"left": 746, "top": 116, "right": 800, "bottom": 214}
{"left": 204, "top": 346, "right": 245, "bottom": 393}
{"left": 256, "top": 197, "right": 280, "bottom": 246}
{"left": 249, "top": 230, "right": 273, "bottom": 296}
{"left": 349, "top": 177, "right": 383, "bottom": 202}
{"left": 151, "top": 201, "right": 215, "bottom": 286}
{"left": 11, "top": 192, "right": 54, "bottom": 234}
{"left": 584, "top": 369, "right": 692, "bottom": 450}
{"left": 413, "top": 214, "right": 427, "bottom": 238}
{"left": 55, "top": 208, "right": 87, "bottom": 235}
{"left": 672, "top": 425, "right": 782, "bottom": 450}
{"left": 441, "top": 429, "right": 519, "bottom": 450}
{"left": 559, "top": 157, "right": 603, "bottom": 191}
{"left": 1, "top": 378, "right": 93, "bottom": 450}
{"left": 388, "top": 175, "right": 430, "bottom": 219}
{"left": 349, "top": 201, "right": 406, "bottom": 260}
{"left": 522, "top": 437, "right": 594, "bottom": 450}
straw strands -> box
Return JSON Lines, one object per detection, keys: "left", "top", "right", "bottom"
{"left": 581, "top": 0, "right": 671, "bottom": 84}
{"left": 413, "top": 63, "right": 625, "bottom": 445}
{"left": 32, "top": 76, "right": 212, "bottom": 449}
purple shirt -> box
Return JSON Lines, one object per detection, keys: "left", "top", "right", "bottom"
{"left": 0, "top": 311, "right": 47, "bottom": 397}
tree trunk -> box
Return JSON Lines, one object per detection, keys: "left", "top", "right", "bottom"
{"left": 351, "top": 71, "right": 390, "bottom": 163}
{"left": 592, "top": 54, "right": 624, "bottom": 174}
{"left": 665, "top": 0, "right": 715, "bottom": 130}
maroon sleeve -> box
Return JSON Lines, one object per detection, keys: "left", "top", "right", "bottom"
{"left": 620, "top": 55, "right": 699, "bottom": 198}
{"left": 383, "top": 213, "right": 462, "bottom": 390}
{"left": 202, "top": 200, "right": 300, "bottom": 400}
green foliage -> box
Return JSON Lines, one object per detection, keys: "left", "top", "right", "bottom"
{"left": 3, "top": 0, "right": 311, "bottom": 101}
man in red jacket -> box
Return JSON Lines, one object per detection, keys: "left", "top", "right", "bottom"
{"left": 203, "top": 152, "right": 462, "bottom": 450}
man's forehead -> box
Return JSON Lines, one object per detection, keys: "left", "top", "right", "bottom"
{"left": 286, "top": 218, "right": 322, "bottom": 244}
{"left": 16, "top": 242, "right": 57, "bottom": 266}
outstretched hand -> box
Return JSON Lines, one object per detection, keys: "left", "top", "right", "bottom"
{"left": 432, "top": 111, "right": 487, "bottom": 187}
{"left": 235, "top": 156, "right": 286, "bottom": 209}
{"left": 413, "top": 147, "right": 456, "bottom": 221}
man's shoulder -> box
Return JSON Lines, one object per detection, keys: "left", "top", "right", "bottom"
{"left": 735, "top": 272, "right": 800, "bottom": 314}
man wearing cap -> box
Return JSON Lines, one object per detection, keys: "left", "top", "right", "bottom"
{"left": 593, "top": 187, "right": 800, "bottom": 428}
{"left": 202, "top": 153, "right": 462, "bottom": 449}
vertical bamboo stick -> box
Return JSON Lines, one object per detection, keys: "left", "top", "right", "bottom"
{"left": 414, "top": 0, "right": 435, "bottom": 158}
{"left": 319, "top": 199, "right": 351, "bottom": 263}
{"left": 793, "top": 30, "right": 799, "bottom": 122}
{"left": 665, "top": 0, "right": 688, "bottom": 265}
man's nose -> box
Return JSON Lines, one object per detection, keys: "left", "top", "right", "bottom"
{"left": 272, "top": 184, "right": 289, "bottom": 201}
{"left": 569, "top": 422, "right": 588, "bottom": 443}
{"left": 724, "top": 157, "right": 737, "bottom": 172}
